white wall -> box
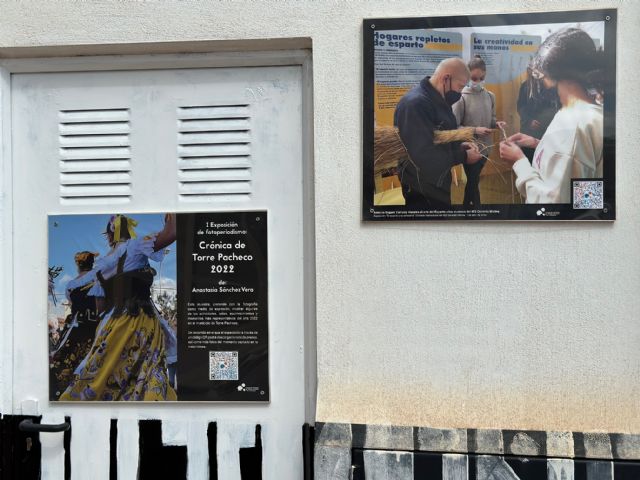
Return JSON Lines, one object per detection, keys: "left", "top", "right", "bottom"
{"left": 0, "top": 0, "right": 638, "bottom": 434}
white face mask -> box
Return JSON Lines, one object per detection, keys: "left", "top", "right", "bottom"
{"left": 469, "top": 80, "right": 485, "bottom": 92}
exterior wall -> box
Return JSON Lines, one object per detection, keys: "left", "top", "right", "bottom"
{"left": 0, "top": 0, "right": 638, "bottom": 435}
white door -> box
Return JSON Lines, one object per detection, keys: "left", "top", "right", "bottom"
{"left": 9, "top": 64, "right": 307, "bottom": 478}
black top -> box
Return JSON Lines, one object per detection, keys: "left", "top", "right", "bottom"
{"left": 394, "top": 77, "right": 467, "bottom": 207}
{"left": 97, "top": 260, "right": 156, "bottom": 317}
{"left": 516, "top": 80, "right": 559, "bottom": 139}
{"left": 68, "top": 283, "right": 98, "bottom": 322}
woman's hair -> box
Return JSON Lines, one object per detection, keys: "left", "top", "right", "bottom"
{"left": 531, "top": 28, "right": 604, "bottom": 91}
{"left": 104, "top": 214, "right": 135, "bottom": 246}
{"left": 524, "top": 64, "right": 545, "bottom": 100}
{"left": 468, "top": 55, "right": 486, "bottom": 72}
{"left": 74, "top": 251, "right": 98, "bottom": 271}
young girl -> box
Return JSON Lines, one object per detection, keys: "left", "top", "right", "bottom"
{"left": 452, "top": 55, "right": 505, "bottom": 207}
{"left": 499, "top": 28, "right": 604, "bottom": 204}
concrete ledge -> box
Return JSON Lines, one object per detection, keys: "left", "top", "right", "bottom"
{"left": 0, "top": 37, "right": 312, "bottom": 59}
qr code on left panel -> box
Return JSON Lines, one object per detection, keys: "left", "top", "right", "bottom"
{"left": 573, "top": 180, "right": 604, "bottom": 209}
{"left": 209, "top": 351, "right": 239, "bottom": 380}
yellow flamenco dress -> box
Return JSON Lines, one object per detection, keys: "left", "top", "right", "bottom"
{"left": 60, "top": 235, "right": 176, "bottom": 401}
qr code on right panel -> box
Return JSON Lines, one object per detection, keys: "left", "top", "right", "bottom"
{"left": 573, "top": 180, "right": 604, "bottom": 209}
{"left": 209, "top": 351, "right": 239, "bottom": 381}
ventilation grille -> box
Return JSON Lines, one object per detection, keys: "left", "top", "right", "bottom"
{"left": 177, "top": 105, "right": 252, "bottom": 201}
{"left": 58, "top": 108, "right": 131, "bottom": 204}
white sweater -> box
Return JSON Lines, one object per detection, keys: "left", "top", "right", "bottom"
{"left": 512, "top": 101, "right": 603, "bottom": 204}
{"left": 452, "top": 86, "right": 496, "bottom": 152}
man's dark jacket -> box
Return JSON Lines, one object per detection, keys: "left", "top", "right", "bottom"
{"left": 394, "top": 77, "right": 467, "bottom": 207}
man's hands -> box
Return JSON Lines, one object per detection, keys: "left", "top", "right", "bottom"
{"left": 462, "top": 142, "right": 482, "bottom": 165}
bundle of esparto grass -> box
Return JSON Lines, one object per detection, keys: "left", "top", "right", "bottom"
{"left": 373, "top": 125, "right": 475, "bottom": 175}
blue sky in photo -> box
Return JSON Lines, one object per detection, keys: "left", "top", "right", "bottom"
{"left": 48, "top": 213, "right": 177, "bottom": 296}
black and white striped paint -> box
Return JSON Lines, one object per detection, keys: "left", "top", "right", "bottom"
{"left": 0, "top": 414, "right": 267, "bottom": 479}
{"left": 3, "top": 417, "right": 639, "bottom": 479}
{"left": 350, "top": 450, "right": 640, "bottom": 480}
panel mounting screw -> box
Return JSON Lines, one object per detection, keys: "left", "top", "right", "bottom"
{"left": 371, "top": 24, "right": 375, "bottom": 29}
{"left": 605, "top": 15, "right": 610, "bottom": 20}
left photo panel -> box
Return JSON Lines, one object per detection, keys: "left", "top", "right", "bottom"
{"left": 48, "top": 213, "right": 178, "bottom": 401}
{"left": 48, "top": 210, "right": 270, "bottom": 403}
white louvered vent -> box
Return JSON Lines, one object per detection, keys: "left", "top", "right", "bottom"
{"left": 58, "top": 108, "right": 131, "bottom": 204}
{"left": 177, "top": 104, "right": 252, "bottom": 201}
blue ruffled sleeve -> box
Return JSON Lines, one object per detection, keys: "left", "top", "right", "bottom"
{"left": 128, "top": 234, "right": 164, "bottom": 262}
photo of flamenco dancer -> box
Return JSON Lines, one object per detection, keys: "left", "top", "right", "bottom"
{"left": 48, "top": 213, "right": 178, "bottom": 401}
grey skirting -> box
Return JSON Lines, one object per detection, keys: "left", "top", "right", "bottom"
{"left": 314, "top": 423, "right": 640, "bottom": 480}
{"left": 315, "top": 422, "right": 640, "bottom": 460}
